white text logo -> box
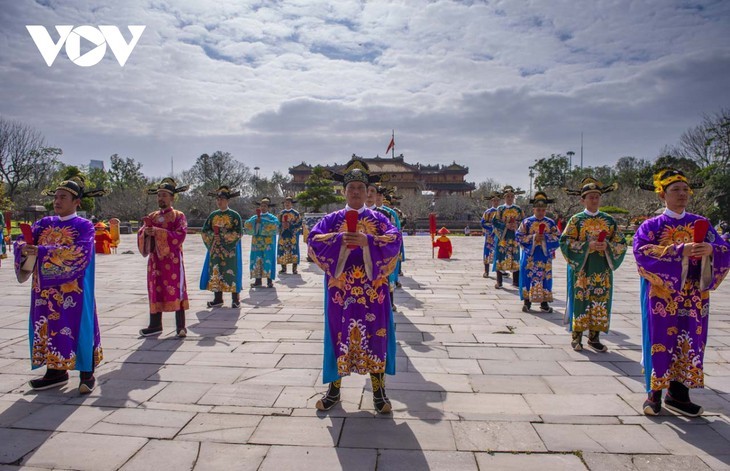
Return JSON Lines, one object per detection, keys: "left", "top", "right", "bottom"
{"left": 26, "top": 25, "right": 146, "bottom": 67}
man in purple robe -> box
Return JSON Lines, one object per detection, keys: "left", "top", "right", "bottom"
{"left": 635, "top": 168, "right": 730, "bottom": 416}
{"left": 14, "top": 176, "right": 106, "bottom": 393}
{"left": 308, "top": 159, "right": 402, "bottom": 414}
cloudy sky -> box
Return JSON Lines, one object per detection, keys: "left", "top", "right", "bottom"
{"left": 1, "top": 0, "right": 729, "bottom": 190}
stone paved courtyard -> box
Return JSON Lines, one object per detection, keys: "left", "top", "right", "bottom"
{"left": 0, "top": 234, "right": 729, "bottom": 470}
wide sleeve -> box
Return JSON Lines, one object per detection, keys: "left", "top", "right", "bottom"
{"left": 291, "top": 211, "right": 303, "bottom": 234}
{"left": 201, "top": 214, "right": 214, "bottom": 249}
{"left": 366, "top": 215, "right": 402, "bottom": 280}
{"left": 516, "top": 219, "right": 533, "bottom": 250}
{"left": 243, "top": 215, "right": 256, "bottom": 235}
{"left": 137, "top": 222, "right": 149, "bottom": 256}
{"left": 492, "top": 208, "right": 505, "bottom": 233}
{"left": 307, "top": 213, "right": 345, "bottom": 278}
{"left": 560, "top": 215, "right": 589, "bottom": 271}
{"left": 633, "top": 219, "right": 685, "bottom": 293}
{"left": 261, "top": 214, "right": 280, "bottom": 237}
{"left": 480, "top": 211, "right": 491, "bottom": 232}
{"left": 702, "top": 223, "right": 730, "bottom": 291}
{"left": 153, "top": 212, "right": 187, "bottom": 258}
{"left": 28, "top": 221, "right": 94, "bottom": 290}
{"left": 545, "top": 220, "right": 561, "bottom": 255}
{"left": 226, "top": 212, "right": 244, "bottom": 245}
{"left": 605, "top": 217, "right": 627, "bottom": 271}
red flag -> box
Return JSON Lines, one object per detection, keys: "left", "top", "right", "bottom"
{"left": 213, "top": 225, "right": 219, "bottom": 235}
{"left": 386, "top": 136, "right": 395, "bottom": 154}
{"left": 429, "top": 213, "right": 437, "bottom": 236}
{"left": 538, "top": 223, "right": 546, "bottom": 235}
{"left": 345, "top": 210, "right": 359, "bottom": 249}
{"left": 597, "top": 231, "right": 607, "bottom": 242}
{"left": 4, "top": 211, "right": 10, "bottom": 232}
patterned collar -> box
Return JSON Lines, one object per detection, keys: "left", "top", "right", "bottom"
{"left": 664, "top": 208, "right": 686, "bottom": 219}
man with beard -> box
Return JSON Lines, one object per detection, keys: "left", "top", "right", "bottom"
{"left": 138, "top": 178, "right": 190, "bottom": 337}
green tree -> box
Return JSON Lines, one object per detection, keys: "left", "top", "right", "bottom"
{"left": 0, "top": 117, "right": 62, "bottom": 199}
{"left": 529, "top": 154, "right": 570, "bottom": 189}
{"left": 184, "top": 151, "right": 251, "bottom": 194}
{"left": 296, "top": 166, "right": 344, "bottom": 212}
{"left": 108, "top": 154, "right": 147, "bottom": 188}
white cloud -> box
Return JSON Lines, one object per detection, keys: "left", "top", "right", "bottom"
{"left": 1, "top": 0, "right": 729, "bottom": 190}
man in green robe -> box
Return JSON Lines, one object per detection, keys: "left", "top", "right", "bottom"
{"left": 244, "top": 197, "right": 280, "bottom": 288}
{"left": 200, "top": 186, "right": 244, "bottom": 308}
{"left": 560, "top": 177, "right": 627, "bottom": 352}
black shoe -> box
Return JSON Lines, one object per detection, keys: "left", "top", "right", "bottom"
{"left": 251, "top": 279, "right": 262, "bottom": 288}
{"left": 292, "top": 268, "right": 298, "bottom": 275}
{"left": 267, "top": 279, "right": 273, "bottom": 288}
{"left": 483, "top": 272, "right": 489, "bottom": 278}
{"left": 522, "top": 301, "right": 532, "bottom": 312}
{"left": 315, "top": 392, "right": 341, "bottom": 411}
{"left": 587, "top": 340, "right": 607, "bottom": 352}
{"left": 79, "top": 375, "right": 96, "bottom": 394}
{"left": 395, "top": 281, "right": 402, "bottom": 288}
{"left": 279, "top": 268, "right": 287, "bottom": 274}
{"left": 540, "top": 302, "right": 553, "bottom": 313}
{"left": 139, "top": 326, "right": 163, "bottom": 337}
{"left": 232, "top": 301, "right": 241, "bottom": 308}
{"left": 643, "top": 391, "right": 662, "bottom": 416}
{"left": 587, "top": 331, "right": 608, "bottom": 352}
{"left": 206, "top": 301, "right": 224, "bottom": 308}
{"left": 29, "top": 372, "right": 69, "bottom": 391}
{"left": 664, "top": 394, "right": 703, "bottom": 417}
{"left": 374, "top": 393, "right": 392, "bottom": 414}
{"left": 495, "top": 283, "right": 503, "bottom": 289}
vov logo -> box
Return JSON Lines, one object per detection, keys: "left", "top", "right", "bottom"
{"left": 26, "top": 25, "right": 146, "bottom": 67}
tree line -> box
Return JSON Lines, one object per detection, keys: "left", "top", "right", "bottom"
{"left": 1, "top": 107, "right": 728, "bottom": 225}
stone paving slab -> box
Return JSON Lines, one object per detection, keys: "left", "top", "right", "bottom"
{"left": 0, "top": 235, "right": 728, "bottom": 469}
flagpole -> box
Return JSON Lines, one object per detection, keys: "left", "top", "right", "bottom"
{"left": 391, "top": 129, "right": 395, "bottom": 158}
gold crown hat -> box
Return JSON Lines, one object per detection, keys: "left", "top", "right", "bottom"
{"left": 207, "top": 185, "right": 241, "bottom": 199}
{"left": 529, "top": 191, "right": 555, "bottom": 207}
{"left": 564, "top": 176, "right": 618, "bottom": 197}
{"left": 42, "top": 175, "right": 108, "bottom": 198}
{"left": 147, "top": 177, "right": 189, "bottom": 195}
{"left": 501, "top": 185, "right": 526, "bottom": 196}
{"left": 281, "top": 196, "right": 298, "bottom": 205}
{"left": 639, "top": 168, "right": 703, "bottom": 194}
{"left": 255, "top": 196, "right": 272, "bottom": 205}
{"left": 329, "top": 157, "right": 383, "bottom": 186}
